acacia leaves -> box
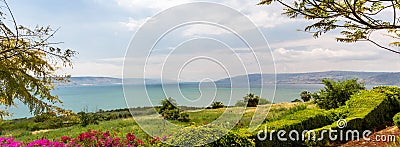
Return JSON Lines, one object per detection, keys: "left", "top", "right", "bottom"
{"left": 0, "top": 0, "right": 76, "bottom": 117}
{"left": 259, "top": 0, "right": 400, "bottom": 54}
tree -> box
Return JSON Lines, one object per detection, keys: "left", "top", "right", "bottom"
{"left": 259, "top": 0, "right": 400, "bottom": 54}
{"left": 300, "top": 90, "right": 312, "bottom": 102}
{"left": 243, "top": 93, "right": 260, "bottom": 107}
{"left": 158, "top": 97, "right": 189, "bottom": 121}
{"left": 312, "top": 78, "right": 365, "bottom": 109}
{"left": 0, "top": 0, "right": 76, "bottom": 117}
{"left": 210, "top": 101, "right": 225, "bottom": 109}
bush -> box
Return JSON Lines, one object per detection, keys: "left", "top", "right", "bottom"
{"left": 306, "top": 86, "right": 400, "bottom": 146}
{"left": 235, "top": 100, "right": 246, "bottom": 107}
{"left": 178, "top": 112, "right": 190, "bottom": 122}
{"left": 394, "top": 113, "right": 400, "bottom": 127}
{"left": 165, "top": 126, "right": 254, "bottom": 146}
{"left": 243, "top": 93, "right": 260, "bottom": 107}
{"left": 77, "top": 111, "right": 99, "bottom": 127}
{"left": 300, "top": 90, "right": 312, "bottom": 102}
{"left": 235, "top": 94, "right": 269, "bottom": 107}
{"left": 165, "top": 126, "right": 228, "bottom": 146}
{"left": 34, "top": 112, "right": 57, "bottom": 122}
{"left": 312, "top": 78, "right": 365, "bottom": 110}
{"left": 254, "top": 108, "right": 334, "bottom": 146}
{"left": 158, "top": 97, "right": 190, "bottom": 122}
{"left": 211, "top": 101, "right": 225, "bottom": 109}
{"left": 258, "top": 98, "right": 271, "bottom": 105}
{"left": 207, "top": 129, "right": 255, "bottom": 147}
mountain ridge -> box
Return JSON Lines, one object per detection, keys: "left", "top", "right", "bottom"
{"left": 60, "top": 71, "right": 400, "bottom": 86}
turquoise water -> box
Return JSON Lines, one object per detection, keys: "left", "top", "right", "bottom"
{"left": 5, "top": 84, "right": 324, "bottom": 119}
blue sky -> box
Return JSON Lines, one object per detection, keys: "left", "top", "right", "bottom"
{"left": 7, "top": 0, "right": 400, "bottom": 80}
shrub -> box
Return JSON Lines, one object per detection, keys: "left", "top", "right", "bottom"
{"left": 34, "top": 112, "right": 57, "bottom": 122}
{"left": 235, "top": 100, "right": 246, "bottom": 107}
{"left": 178, "top": 112, "right": 190, "bottom": 122}
{"left": 207, "top": 129, "right": 255, "bottom": 147}
{"left": 395, "top": 113, "right": 400, "bottom": 127}
{"left": 312, "top": 78, "right": 365, "bottom": 110}
{"left": 300, "top": 90, "right": 312, "bottom": 102}
{"left": 165, "top": 126, "right": 254, "bottom": 146}
{"left": 254, "top": 108, "right": 334, "bottom": 146}
{"left": 211, "top": 101, "right": 225, "bottom": 109}
{"left": 243, "top": 93, "right": 260, "bottom": 107}
{"left": 306, "top": 86, "right": 400, "bottom": 146}
{"left": 77, "top": 111, "right": 99, "bottom": 127}
{"left": 158, "top": 97, "right": 190, "bottom": 122}
{"left": 258, "top": 98, "right": 271, "bottom": 105}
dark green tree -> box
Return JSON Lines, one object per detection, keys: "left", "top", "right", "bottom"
{"left": 158, "top": 97, "right": 189, "bottom": 121}
{"left": 259, "top": 0, "right": 400, "bottom": 54}
{"left": 0, "top": 0, "right": 76, "bottom": 117}
{"left": 211, "top": 101, "right": 225, "bottom": 109}
{"left": 243, "top": 93, "right": 260, "bottom": 107}
{"left": 300, "top": 90, "right": 312, "bottom": 102}
{"left": 312, "top": 78, "right": 365, "bottom": 109}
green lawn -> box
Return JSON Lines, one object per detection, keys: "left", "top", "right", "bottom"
{"left": 1, "top": 102, "right": 308, "bottom": 142}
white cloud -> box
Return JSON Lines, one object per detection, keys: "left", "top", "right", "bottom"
{"left": 119, "top": 17, "right": 149, "bottom": 31}
{"left": 114, "top": 0, "right": 190, "bottom": 12}
{"left": 273, "top": 48, "right": 377, "bottom": 61}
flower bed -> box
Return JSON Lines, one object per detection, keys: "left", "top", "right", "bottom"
{"left": 0, "top": 130, "right": 167, "bottom": 147}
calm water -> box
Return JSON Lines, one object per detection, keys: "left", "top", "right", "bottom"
{"left": 6, "top": 84, "right": 325, "bottom": 119}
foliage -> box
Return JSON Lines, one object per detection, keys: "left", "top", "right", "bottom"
{"left": 158, "top": 97, "right": 190, "bottom": 122}
{"left": 234, "top": 100, "right": 246, "bottom": 107}
{"left": 312, "top": 78, "right": 365, "bottom": 110}
{"left": 0, "top": 130, "right": 161, "bottom": 147}
{"left": 394, "top": 112, "right": 400, "bottom": 127}
{"left": 165, "top": 126, "right": 228, "bottom": 146}
{"left": 306, "top": 86, "right": 400, "bottom": 146}
{"left": 259, "top": 0, "right": 400, "bottom": 54}
{"left": 77, "top": 111, "right": 99, "bottom": 127}
{"left": 255, "top": 108, "right": 334, "bottom": 146}
{"left": 0, "top": 0, "right": 76, "bottom": 117}
{"left": 300, "top": 90, "right": 312, "bottom": 102}
{"left": 211, "top": 101, "right": 225, "bottom": 109}
{"left": 207, "top": 129, "right": 255, "bottom": 147}
{"left": 242, "top": 93, "right": 261, "bottom": 107}
{"left": 258, "top": 98, "right": 271, "bottom": 105}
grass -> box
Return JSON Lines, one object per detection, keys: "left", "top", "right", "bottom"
{"left": 1, "top": 102, "right": 312, "bottom": 142}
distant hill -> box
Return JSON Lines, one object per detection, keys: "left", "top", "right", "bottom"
{"left": 59, "top": 71, "right": 400, "bottom": 86}
{"left": 57, "top": 77, "right": 174, "bottom": 86}
{"left": 215, "top": 71, "right": 400, "bottom": 86}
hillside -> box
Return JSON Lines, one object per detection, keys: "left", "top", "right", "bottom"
{"left": 59, "top": 71, "right": 400, "bottom": 86}
{"left": 215, "top": 71, "right": 400, "bottom": 86}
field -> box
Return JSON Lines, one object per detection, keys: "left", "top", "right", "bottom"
{"left": 1, "top": 86, "right": 400, "bottom": 146}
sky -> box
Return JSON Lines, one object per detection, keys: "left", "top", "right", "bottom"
{"left": 7, "top": 0, "right": 400, "bottom": 81}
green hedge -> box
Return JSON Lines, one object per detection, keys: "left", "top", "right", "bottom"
{"left": 306, "top": 86, "right": 400, "bottom": 146}
{"left": 394, "top": 112, "right": 400, "bottom": 127}
{"left": 165, "top": 126, "right": 254, "bottom": 147}
{"left": 253, "top": 108, "right": 334, "bottom": 146}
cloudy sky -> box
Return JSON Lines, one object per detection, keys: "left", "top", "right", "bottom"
{"left": 8, "top": 0, "right": 400, "bottom": 81}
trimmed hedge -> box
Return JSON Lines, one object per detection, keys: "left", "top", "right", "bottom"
{"left": 165, "top": 126, "right": 255, "bottom": 147}
{"left": 253, "top": 108, "right": 335, "bottom": 146}
{"left": 306, "top": 86, "right": 400, "bottom": 146}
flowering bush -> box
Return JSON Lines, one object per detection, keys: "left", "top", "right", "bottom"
{"left": 0, "top": 130, "right": 163, "bottom": 147}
